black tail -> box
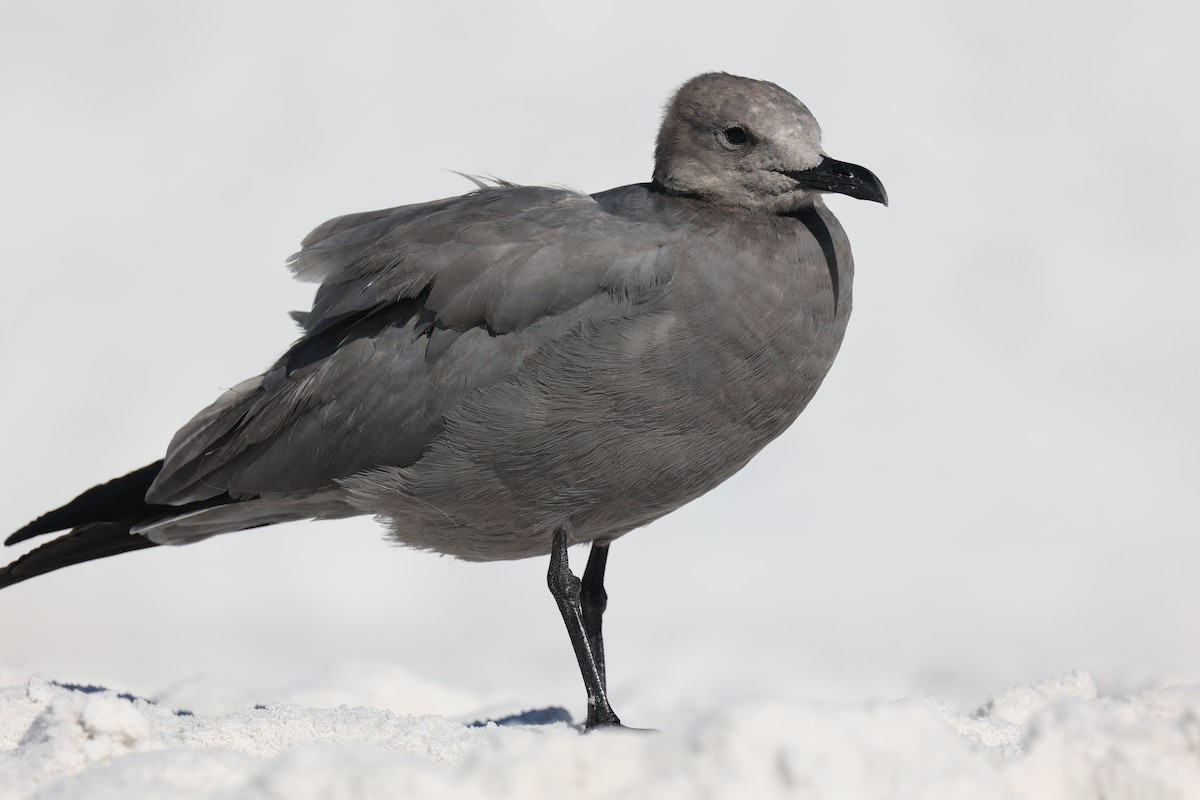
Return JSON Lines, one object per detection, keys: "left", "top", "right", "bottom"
{"left": 2, "top": 461, "right": 171, "bottom": 590}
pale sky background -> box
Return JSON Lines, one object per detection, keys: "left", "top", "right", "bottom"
{"left": 1, "top": 0, "right": 1197, "bottom": 721}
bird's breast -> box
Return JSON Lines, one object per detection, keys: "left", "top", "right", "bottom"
{"left": 668, "top": 207, "right": 853, "bottom": 431}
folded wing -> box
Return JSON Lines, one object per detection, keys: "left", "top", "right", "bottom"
{"left": 147, "top": 185, "right": 677, "bottom": 505}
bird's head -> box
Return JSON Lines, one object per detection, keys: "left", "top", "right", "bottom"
{"left": 653, "top": 72, "right": 888, "bottom": 214}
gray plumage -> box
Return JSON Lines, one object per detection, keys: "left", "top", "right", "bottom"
{"left": 2, "top": 72, "right": 885, "bottom": 725}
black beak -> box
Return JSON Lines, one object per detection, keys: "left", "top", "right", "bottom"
{"left": 782, "top": 156, "right": 888, "bottom": 206}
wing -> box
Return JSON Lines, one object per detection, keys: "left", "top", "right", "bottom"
{"left": 147, "top": 184, "right": 678, "bottom": 505}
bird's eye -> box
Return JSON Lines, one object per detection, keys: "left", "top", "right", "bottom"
{"left": 720, "top": 126, "right": 749, "bottom": 148}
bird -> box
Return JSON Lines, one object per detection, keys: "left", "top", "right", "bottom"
{"left": 1, "top": 72, "right": 886, "bottom": 728}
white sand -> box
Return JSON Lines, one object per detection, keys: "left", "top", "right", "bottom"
{"left": 4, "top": 667, "right": 1199, "bottom": 799}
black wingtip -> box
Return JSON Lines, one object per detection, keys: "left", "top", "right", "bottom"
{"left": 6, "top": 461, "right": 164, "bottom": 546}
{"left": 0, "top": 522, "right": 160, "bottom": 590}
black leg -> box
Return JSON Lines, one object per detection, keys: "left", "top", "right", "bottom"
{"left": 547, "top": 528, "right": 621, "bottom": 728}
{"left": 580, "top": 541, "right": 610, "bottom": 691}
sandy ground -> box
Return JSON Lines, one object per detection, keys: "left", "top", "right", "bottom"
{"left": 4, "top": 666, "right": 1200, "bottom": 799}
